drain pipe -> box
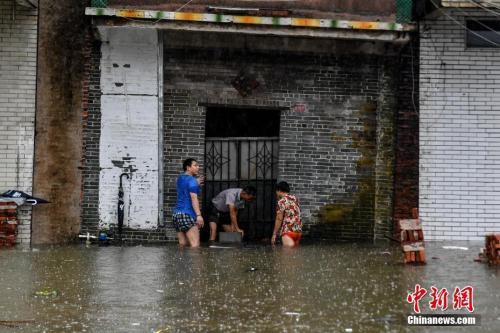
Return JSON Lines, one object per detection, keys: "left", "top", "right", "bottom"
{"left": 117, "top": 173, "right": 129, "bottom": 242}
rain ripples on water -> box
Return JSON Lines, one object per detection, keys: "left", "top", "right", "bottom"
{"left": 0, "top": 242, "right": 498, "bottom": 332}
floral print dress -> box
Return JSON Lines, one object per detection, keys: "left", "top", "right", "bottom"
{"left": 277, "top": 194, "right": 302, "bottom": 235}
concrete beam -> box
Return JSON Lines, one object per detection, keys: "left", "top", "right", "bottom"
{"left": 92, "top": 17, "right": 411, "bottom": 44}
{"left": 15, "top": 0, "right": 37, "bottom": 9}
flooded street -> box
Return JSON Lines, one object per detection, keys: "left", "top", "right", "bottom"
{"left": 0, "top": 242, "right": 498, "bottom": 333}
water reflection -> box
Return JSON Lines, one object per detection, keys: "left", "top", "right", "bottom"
{"left": 0, "top": 242, "right": 498, "bottom": 332}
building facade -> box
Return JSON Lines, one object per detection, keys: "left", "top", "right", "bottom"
{"left": 80, "top": 0, "right": 419, "bottom": 243}
{"left": 9, "top": 0, "right": 500, "bottom": 244}
{"left": 420, "top": 0, "right": 500, "bottom": 240}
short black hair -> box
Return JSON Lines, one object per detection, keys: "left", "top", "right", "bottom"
{"left": 183, "top": 158, "right": 197, "bottom": 171}
{"left": 242, "top": 186, "right": 257, "bottom": 197}
{"left": 276, "top": 181, "right": 290, "bottom": 193}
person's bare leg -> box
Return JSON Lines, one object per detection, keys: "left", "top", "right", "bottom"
{"left": 209, "top": 222, "right": 217, "bottom": 241}
{"left": 222, "top": 224, "right": 232, "bottom": 232}
{"left": 177, "top": 232, "right": 188, "bottom": 246}
{"left": 186, "top": 226, "right": 200, "bottom": 247}
{"left": 281, "top": 235, "right": 295, "bottom": 247}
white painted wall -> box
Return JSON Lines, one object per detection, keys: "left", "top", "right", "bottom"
{"left": 0, "top": 0, "right": 37, "bottom": 244}
{"left": 98, "top": 27, "right": 160, "bottom": 230}
{"left": 420, "top": 9, "right": 500, "bottom": 240}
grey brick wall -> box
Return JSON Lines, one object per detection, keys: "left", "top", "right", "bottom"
{"left": 373, "top": 58, "right": 399, "bottom": 240}
{"left": 162, "top": 47, "right": 398, "bottom": 241}
{"left": 82, "top": 35, "right": 416, "bottom": 242}
{"left": 81, "top": 38, "right": 102, "bottom": 235}
{"left": 163, "top": 88, "right": 206, "bottom": 238}
{"left": 0, "top": 0, "right": 37, "bottom": 244}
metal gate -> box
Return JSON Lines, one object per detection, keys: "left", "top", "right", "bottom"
{"left": 203, "top": 137, "right": 279, "bottom": 240}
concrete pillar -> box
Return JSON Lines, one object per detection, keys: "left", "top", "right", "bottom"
{"left": 32, "top": 0, "right": 87, "bottom": 244}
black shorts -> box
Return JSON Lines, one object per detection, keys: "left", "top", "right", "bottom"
{"left": 208, "top": 207, "right": 231, "bottom": 225}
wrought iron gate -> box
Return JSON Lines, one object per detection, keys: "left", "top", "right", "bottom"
{"left": 203, "top": 137, "right": 279, "bottom": 240}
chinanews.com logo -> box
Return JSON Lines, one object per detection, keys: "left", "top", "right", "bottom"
{"left": 406, "top": 284, "right": 480, "bottom": 326}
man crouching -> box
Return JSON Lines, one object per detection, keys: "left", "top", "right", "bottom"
{"left": 208, "top": 186, "right": 256, "bottom": 242}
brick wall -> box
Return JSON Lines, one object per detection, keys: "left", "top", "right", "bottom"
{"left": 420, "top": 9, "right": 500, "bottom": 240}
{"left": 393, "top": 36, "right": 419, "bottom": 234}
{"left": 0, "top": 0, "right": 37, "bottom": 244}
{"left": 81, "top": 36, "right": 102, "bottom": 236}
{"left": 162, "top": 46, "right": 399, "bottom": 241}
{"left": 373, "top": 57, "right": 399, "bottom": 240}
{"left": 82, "top": 31, "right": 417, "bottom": 242}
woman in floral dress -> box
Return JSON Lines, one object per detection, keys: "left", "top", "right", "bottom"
{"left": 271, "top": 181, "right": 302, "bottom": 247}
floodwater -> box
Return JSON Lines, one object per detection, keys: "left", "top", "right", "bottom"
{"left": 0, "top": 241, "right": 498, "bottom": 333}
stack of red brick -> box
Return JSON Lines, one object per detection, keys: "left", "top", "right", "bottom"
{"left": 399, "top": 208, "right": 426, "bottom": 264}
{"left": 0, "top": 202, "right": 18, "bottom": 247}
{"left": 485, "top": 234, "right": 500, "bottom": 265}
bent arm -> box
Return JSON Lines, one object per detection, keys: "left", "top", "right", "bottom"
{"left": 271, "top": 211, "right": 284, "bottom": 245}
{"left": 190, "top": 192, "right": 204, "bottom": 228}
{"left": 190, "top": 192, "right": 202, "bottom": 217}
{"left": 273, "top": 211, "right": 284, "bottom": 236}
{"left": 228, "top": 204, "right": 239, "bottom": 229}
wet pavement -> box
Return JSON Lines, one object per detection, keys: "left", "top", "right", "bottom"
{"left": 0, "top": 241, "right": 498, "bottom": 333}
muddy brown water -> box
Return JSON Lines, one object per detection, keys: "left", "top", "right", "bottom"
{"left": 0, "top": 242, "right": 498, "bottom": 332}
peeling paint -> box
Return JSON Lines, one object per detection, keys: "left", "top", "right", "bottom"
{"left": 98, "top": 28, "right": 159, "bottom": 230}
{"left": 111, "top": 160, "right": 124, "bottom": 168}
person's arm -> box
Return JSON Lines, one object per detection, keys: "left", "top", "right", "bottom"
{"left": 228, "top": 204, "right": 244, "bottom": 235}
{"left": 271, "top": 211, "right": 284, "bottom": 245}
{"left": 190, "top": 192, "right": 204, "bottom": 228}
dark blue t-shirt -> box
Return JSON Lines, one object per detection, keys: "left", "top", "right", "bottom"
{"left": 174, "top": 174, "right": 200, "bottom": 219}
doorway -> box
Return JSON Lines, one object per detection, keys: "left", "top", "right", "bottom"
{"left": 204, "top": 107, "right": 281, "bottom": 240}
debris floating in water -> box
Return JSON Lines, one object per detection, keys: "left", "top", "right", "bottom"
{"left": 34, "top": 289, "right": 58, "bottom": 297}
{"left": 209, "top": 245, "right": 234, "bottom": 249}
{"left": 284, "top": 312, "right": 301, "bottom": 316}
{"left": 442, "top": 246, "right": 468, "bottom": 251}
{"left": 155, "top": 329, "right": 169, "bottom": 333}
{"left": 0, "top": 319, "right": 35, "bottom": 328}
{"left": 247, "top": 267, "right": 257, "bottom": 272}
{"left": 345, "top": 328, "right": 353, "bottom": 332}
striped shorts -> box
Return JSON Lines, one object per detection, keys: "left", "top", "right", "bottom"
{"left": 172, "top": 212, "right": 197, "bottom": 232}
